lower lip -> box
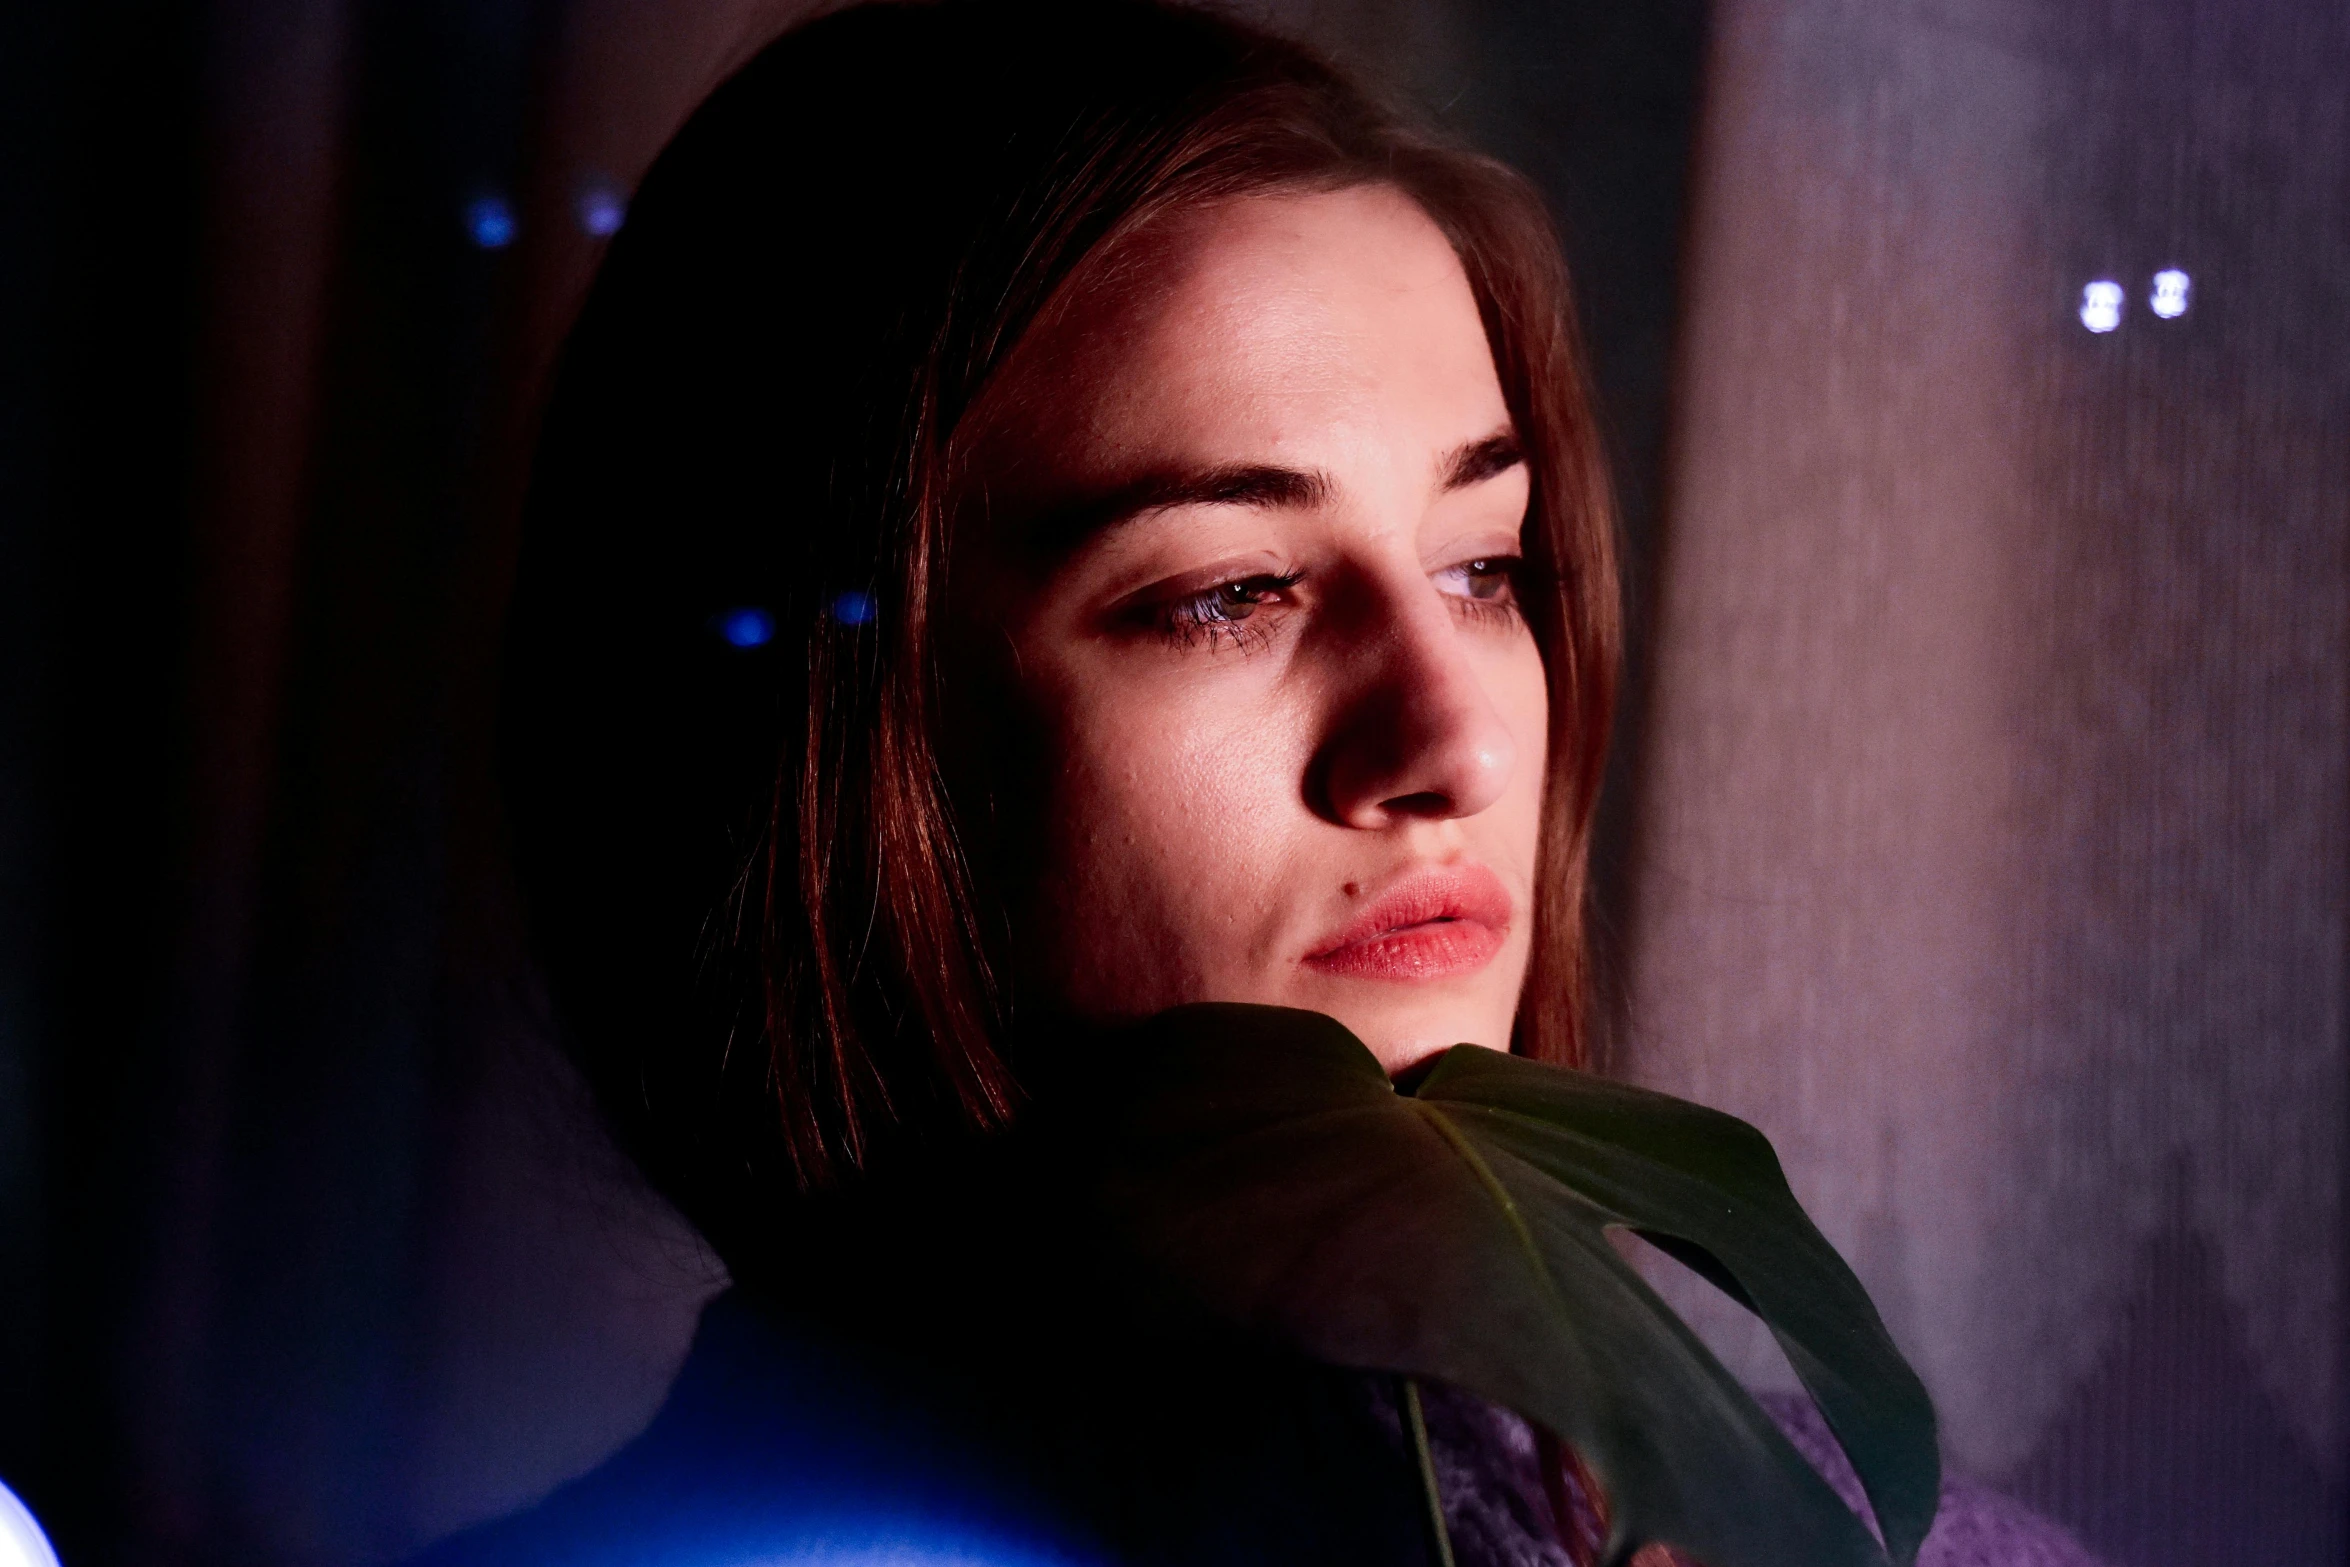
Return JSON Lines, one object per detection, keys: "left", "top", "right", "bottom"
{"left": 1303, "top": 918, "right": 1506, "bottom": 982}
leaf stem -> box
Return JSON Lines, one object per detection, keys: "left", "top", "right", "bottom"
{"left": 1402, "top": 1376, "right": 1457, "bottom": 1567}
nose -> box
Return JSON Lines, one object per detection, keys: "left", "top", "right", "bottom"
{"left": 1315, "top": 584, "right": 1520, "bottom": 828}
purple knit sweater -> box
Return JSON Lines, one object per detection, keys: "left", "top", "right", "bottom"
{"left": 1408, "top": 1384, "right": 2110, "bottom": 1567}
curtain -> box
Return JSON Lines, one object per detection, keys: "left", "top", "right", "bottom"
{"left": 1625, "top": 4, "right": 2348, "bottom": 1565}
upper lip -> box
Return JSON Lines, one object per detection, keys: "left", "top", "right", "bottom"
{"left": 1305, "top": 864, "right": 1514, "bottom": 959}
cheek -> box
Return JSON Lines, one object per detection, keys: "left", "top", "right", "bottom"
{"left": 1016, "top": 663, "right": 1317, "bottom": 1016}
{"left": 1493, "top": 644, "right": 1553, "bottom": 903}
{"left": 1497, "top": 641, "right": 1551, "bottom": 819}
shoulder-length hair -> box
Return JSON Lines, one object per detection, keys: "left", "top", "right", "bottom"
{"left": 501, "top": 0, "right": 1620, "bottom": 1262}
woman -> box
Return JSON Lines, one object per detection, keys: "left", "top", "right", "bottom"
{"left": 452, "top": 2, "right": 2103, "bottom": 1563}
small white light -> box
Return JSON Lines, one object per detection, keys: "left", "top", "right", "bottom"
{"left": 2150, "top": 268, "right": 2190, "bottom": 319}
{"left": 0, "top": 1479, "right": 61, "bottom": 1567}
{"left": 2079, "top": 279, "right": 2124, "bottom": 334}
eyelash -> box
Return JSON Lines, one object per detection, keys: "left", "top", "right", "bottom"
{"left": 1156, "top": 569, "right": 1307, "bottom": 652}
{"left": 1149, "top": 556, "right": 1528, "bottom": 653}
{"left": 1436, "top": 558, "right": 1527, "bottom": 626}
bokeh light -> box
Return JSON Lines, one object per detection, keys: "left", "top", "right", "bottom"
{"left": 465, "top": 194, "right": 518, "bottom": 250}
{"left": 578, "top": 179, "right": 627, "bottom": 238}
{"left": 2150, "top": 267, "right": 2190, "bottom": 319}
{"left": 831, "top": 591, "right": 877, "bottom": 626}
{"left": 2078, "top": 279, "right": 2124, "bottom": 333}
{"left": 0, "top": 1480, "right": 61, "bottom": 1567}
{"left": 715, "top": 607, "right": 778, "bottom": 648}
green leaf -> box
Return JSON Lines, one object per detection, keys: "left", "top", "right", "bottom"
{"left": 1079, "top": 1003, "right": 1940, "bottom": 1567}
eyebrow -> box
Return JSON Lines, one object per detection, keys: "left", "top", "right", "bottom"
{"left": 1027, "top": 464, "right": 1327, "bottom": 555}
{"left": 1027, "top": 426, "right": 1524, "bottom": 557}
{"left": 1441, "top": 429, "right": 1524, "bottom": 491}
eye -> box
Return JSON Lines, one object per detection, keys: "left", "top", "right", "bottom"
{"left": 1156, "top": 569, "right": 1305, "bottom": 648}
{"left": 1436, "top": 556, "right": 1523, "bottom": 611}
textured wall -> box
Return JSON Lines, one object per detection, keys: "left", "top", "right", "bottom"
{"left": 1624, "top": 2, "right": 2348, "bottom": 1564}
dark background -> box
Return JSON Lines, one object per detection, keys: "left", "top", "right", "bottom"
{"left": 2, "top": 0, "right": 2340, "bottom": 1564}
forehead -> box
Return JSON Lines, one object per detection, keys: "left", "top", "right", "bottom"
{"left": 972, "top": 184, "right": 1508, "bottom": 494}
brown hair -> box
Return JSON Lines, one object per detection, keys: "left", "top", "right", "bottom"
{"left": 501, "top": 0, "right": 1619, "bottom": 1258}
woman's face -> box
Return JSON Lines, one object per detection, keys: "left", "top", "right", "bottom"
{"left": 953, "top": 184, "right": 1549, "bottom": 1075}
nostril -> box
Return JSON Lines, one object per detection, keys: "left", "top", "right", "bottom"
{"left": 1381, "top": 790, "right": 1454, "bottom": 818}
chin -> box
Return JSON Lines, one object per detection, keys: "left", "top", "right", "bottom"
{"left": 1311, "top": 991, "right": 1514, "bottom": 1077}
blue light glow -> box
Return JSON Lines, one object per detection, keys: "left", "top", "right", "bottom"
{"left": 716, "top": 607, "right": 778, "bottom": 648}
{"left": 831, "top": 591, "right": 878, "bottom": 627}
{"left": 0, "top": 1478, "right": 61, "bottom": 1567}
{"left": 720, "top": 1527, "right": 1096, "bottom": 1566}
{"left": 2150, "top": 267, "right": 2190, "bottom": 319}
{"left": 2079, "top": 279, "right": 2124, "bottom": 334}
{"left": 729, "top": 1547, "right": 1066, "bottom": 1565}
{"left": 466, "top": 194, "right": 518, "bottom": 250}
{"left": 578, "top": 181, "right": 627, "bottom": 238}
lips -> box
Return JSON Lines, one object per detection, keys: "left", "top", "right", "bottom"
{"left": 1303, "top": 865, "right": 1513, "bottom": 983}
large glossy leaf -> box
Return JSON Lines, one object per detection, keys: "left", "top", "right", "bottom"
{"left": 1077, "top": 1004, "right": 1939, "bottom": 1567}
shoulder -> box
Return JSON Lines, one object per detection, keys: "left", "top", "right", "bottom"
{"left": 1759, "top": 1393, "right": 2111, "bottom": 1567}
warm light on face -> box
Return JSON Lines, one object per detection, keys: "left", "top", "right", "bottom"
{"left": 953, "top": 187, "right": 1550, "bottom": 1075}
